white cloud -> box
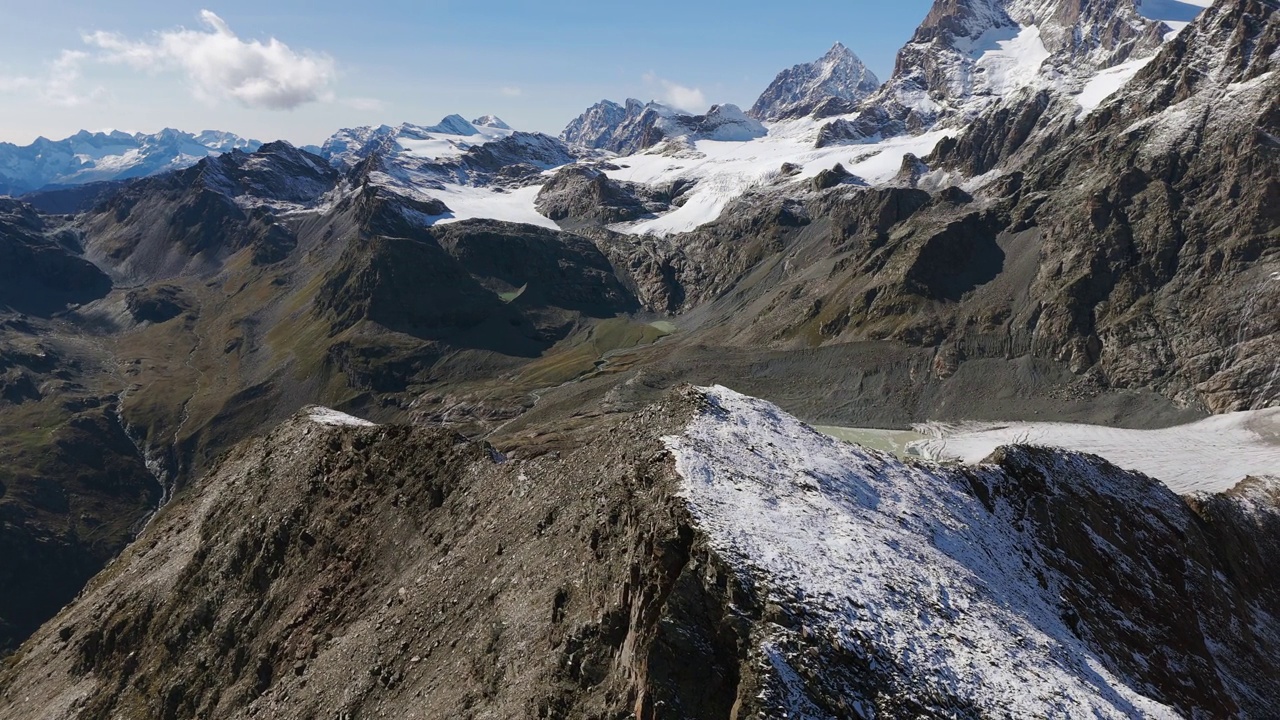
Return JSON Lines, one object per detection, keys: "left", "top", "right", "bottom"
{"left": 643, "top": 72, "right": 707, "bottom": 113}
{"left": 500, "top": 86, "right": 523, "bottom": 97}
{"left": 44, "top": 51, "right": 104, "bottom": 107}
{"left": 0, "top": 51, "right": 103, "bottom": 107}
{"left": 84, "top": 10, "right": 335, "bottom": 110}
{"left": 0, "top": 75, "right": 36, "bottom": 93}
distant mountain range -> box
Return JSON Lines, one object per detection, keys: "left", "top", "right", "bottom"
{"left": 0, "top": 0, "right": 1216, "bottom": 201}
{"left": 0, "top": 129, "right": 262, "bottom": 197}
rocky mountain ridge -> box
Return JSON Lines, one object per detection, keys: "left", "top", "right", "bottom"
{"left": 818, "top": 0, "right": 1173, "bottom": 145}
{"left": 560, "top": 100, "right": 765, "bottom": 155}
{"left": 749, "top": 42, "right": 882, "bottom": 121}
{"left": 1, "top": 388, "right": 1277, "bottom": 718}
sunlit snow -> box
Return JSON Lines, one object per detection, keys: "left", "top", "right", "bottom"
{"left": 307, "top": 407, "right": 376, "bottom": 428}
{"left": 666, "top": 386, "right": 1182, "bottom": 717}
{"left": 908, "top": 409, "right": 1280, "bottom": 495}
{"left": 964, "top": 25, "right": 1051, "bottom": 96}
{"left": 1076, "top": 57, "right": 1156, "bottom": 115}
{"left": 601, "top": 124, "right": 953, "bottom": 236}
{"left": 429, "top": 184, "right": 559, "bottom": 230}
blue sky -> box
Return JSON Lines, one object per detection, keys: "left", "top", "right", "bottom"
{"left": 0, "top": 1, "right": 935, "bottom": 145}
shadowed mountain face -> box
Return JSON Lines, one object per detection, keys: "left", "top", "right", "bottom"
{"left": 0, "top": 201, "right": 110, "bottom": 317}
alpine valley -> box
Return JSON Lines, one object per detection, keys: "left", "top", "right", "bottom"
{"left": 1, "top": 0, "right": 1278, "bottom": 718}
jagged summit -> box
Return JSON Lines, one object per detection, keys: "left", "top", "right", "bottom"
{"left": 749, "top": 42, "right": 882, "bottom": 121}
{"left": 559, "top": 98, "right": 648, "bottom": 151}
{"left": 471, "top": 115, "right": 512, "bottom": 130}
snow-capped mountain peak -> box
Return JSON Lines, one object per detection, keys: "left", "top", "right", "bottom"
{"left": 749, "top": 41, "right": 882, "bottom": 121}
{"left": 471, "top": 115, "right": 512, "bottom": 130}
{"left": 560, "top": 99, "right": 765, "bottom": 155}
{"left": 422, "top": 114, "right": 480, "bottom": 136}
{"left": 0, "top": 128, "right": 262, "bottom": 197}
{"left": 817, "top": 0, "right": 1179, "bottom": 146}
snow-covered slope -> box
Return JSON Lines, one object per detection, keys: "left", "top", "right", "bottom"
{"left": 749, "top": 42, "right": 882, "bottom": 121}
{"left": 0, "top": 128, "right": 262, "bottom": 196}
{"left": 320, "top": 115, "right": 518, "bottom": 171}
{"left": 320, "top": 114, "right": 575, "bottom": 229}
{"left": 665, "top": 386, "right": 1280, "bottom": 717}
{"left": 908, "top": 409, "right": 1280, "bottom": 494}
{"left": 598, "top": 121, "right": 952, "bottom": 235}
{"left": 306, "top": 406, "right": 376, "bottom": 427}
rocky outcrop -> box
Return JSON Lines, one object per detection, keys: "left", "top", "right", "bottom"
{"left": 452, "top": 132, "right": 578, "bottom": 185}
{"left": 535, "top": 165, "right": 671, "bottom": 225}
{"left": 202, "top": 142, "right": 339, "bottom": 205}
{"left": 821, "top": 0, "right": 1169, "bottom": 145}
{"left": 559, "top": 98, "right": 647, "bottom": 151}
{"left": 317, "top": 218, "right": 636, "bottom": 349}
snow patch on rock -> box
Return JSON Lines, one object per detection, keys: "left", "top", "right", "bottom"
{"left": 307, "top": 407, "right": 376, "bottom": 428}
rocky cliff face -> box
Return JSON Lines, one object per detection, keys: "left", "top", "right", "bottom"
{"left": 935, "top": 0, "right": 1280, "bottom": 410}
{"left": 1, "top": 388, "right": 1276, "bottom": 719}
{"left": 535, "top": 165, "right": 676, "bottom": 226}
{"left": 749, "top": 42, "right": 882, "bottom": 121}
{"left": 555, "top": 0, "right": 1275, "bottom": 413}
{"left": 821, "top": 0, "right": 1168, "bottom": 144}
{"left": 0, "top": 201, "right": 110, "bottom": 316}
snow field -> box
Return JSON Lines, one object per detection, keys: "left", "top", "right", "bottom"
{"left": 909, "top": 409, "right": 1280, "bottom": 495}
